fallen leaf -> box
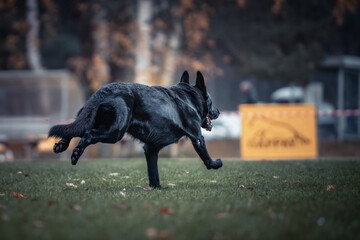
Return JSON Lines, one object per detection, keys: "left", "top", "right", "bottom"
{"left": 17, "top": 171, "right": 23, "bottom": 175}
{"left": 158, "top": 207, "right": 175, "bottom": 215}
{"left": 80, "top": 180, "right": 85, "bottom": 184}
{"left": 119, "top": 191, "right": 126, "bottom": 197}
{"left": 216, "top": 212, "right": 230, "bottom": 219}
{"left": 291, "top": 180, "right": 303, "bottom": 188}
{"left": 112, "top": 203, "right": 131, "bottom": 211}
{"left": 1, "top": 213, "right": 10, "bottom": 221}
{"left": 33, "top": 220, "right": 44, "bottom": 228}
{"left": 168, "top": 183, "right": 176, "bottom": 187}
{"left": 143, "top": 186, "right": 154, "bottom": 191}
{"left": 102, "top": 178, "right": 107, "bottom": 182}
{"left": 146, "top": 228, "right": 158, "bottom": 238}
{"left": 47, "top": 201, "right": 58, "bottom": 206}
{"left": 158, "top": 230, "right": 171, "bottom": 239}
{"left": 317, "top": 217, "right": 325, "bottom": 226}
{"left": 12, "top": 192, "right": 25, "bottom": 198}
{"left": 238, "top": 185, "right": 254, "bottom": 191}
{"left": 273, "top": 176, "right": 279, "bottom": 179}
{"left": 246, "top": 186, "right": 254, "bottom": 191}
{"left": 326, "top": 185, "right": 335, "bottom": 191}
{"left": 146, "top": 228, "right": 171, "bottom": 239}
{"left": 268, "top": 208, "right": 285, "bottom": 220}
{"left": 109, "top": 173, "right": 119, "bottom": 176}
{"left": 66, "top": 183, "right": 78, "bottom": 189}
{"left": 69, "top": 204, "right": 82, "bottom": 211}
{"left": 185, "top": 171, "right": 190, "bottom": 174}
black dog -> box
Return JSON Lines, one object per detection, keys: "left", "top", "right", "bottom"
{"left": 49, "top": 71, "right": 222, "bottom": 188}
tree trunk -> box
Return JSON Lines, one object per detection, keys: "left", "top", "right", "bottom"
{"left": 89, "top": 3, "right": 110, "bottom": 91}
{"left": 134, "top": 0, "right": 153, "bottom": 85}
{"left": 26, "top": 0, "right": 43, "bottom": 71}
{"left": 162, "top": 21, "right": 181, "bottom": 86}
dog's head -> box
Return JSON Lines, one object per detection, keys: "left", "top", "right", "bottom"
{"left": 180, "top": 70, "right": 220, "bottom": 131}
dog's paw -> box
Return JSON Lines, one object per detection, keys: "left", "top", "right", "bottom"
{"left": 53, "top": 141, "right": 68, "bottom": 153}
{"left": 210, "top": 158, "right": 223, "bottom": 169}
{"left": 71, "top": 148, "right": 83, "bottom": 165}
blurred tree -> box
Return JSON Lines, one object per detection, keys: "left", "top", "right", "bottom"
{"left": 333, "top": 0, "right": 359, "bottom": 25}
{"left": 26, "top": 0, "right": 43, "bottom": 71}
{"left": 87, "top": 1, "right": 110, "bottom": 91}
{"left": 0, "top": 0, "right": 360, "bottom": 97}
{"left": 134, "top": 0, "right": 153, "bottom": 85}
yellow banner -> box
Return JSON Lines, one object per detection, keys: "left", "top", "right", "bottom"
{"left": 240, "top": 104, "right": 317, "bottom": 160}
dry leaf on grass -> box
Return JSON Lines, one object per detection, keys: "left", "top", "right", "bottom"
{"left": 216, "top": 212, "right": 230, "bottom": 219}
{"left": 238, "top": 185, "right": 254, "bottom": 191}
{"left": 168, "top": 183, "right": 176, "bottom": 187}
{"left": 119, "top": 191, "right": 126, "bottom": 197}
{"left": 69, "top": 204, "right": 82, "bottom": 211}
{"left": 146, "top": 228, "right": 171, "bottom": 239}
{"left": 112, "top": 203, "right": 132, "bottom": 211}
{"left": 47, "top": 201, "right": 58, "bottom": 206}
{"left": 66, "top": 183, "right": 78, "bottom": 189}
{"left": 81, "top": 180, "right": 86, "bottom": 184}
{"left": 326, "top": 185, "right": 335, "bottom": 191}
{"left": 109, "top": 172, "right": 119, "bottom": 176}
{"left": 143, "top": 186, "right": 154, "bottom": 191}
{"left": 291, "top": 180, "right": 303, "bottom": 188}
{"left": 1, "top": 213, "right": 10, "bottom": 221}
{"left": 12, "top": 192, "right": 25, "bottom": 198}
{"left": 158, "top": 207, "right": 176, "bottom": 215}
{"left": 33, "top": 220, "right": 44, "bottom": 228}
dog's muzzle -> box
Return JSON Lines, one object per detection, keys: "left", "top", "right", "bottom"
{"left": 202, "top": 109, "right": 220, "bottom": 131}
{"left": 202, "top": 116, "right": 213, "bottom": 131}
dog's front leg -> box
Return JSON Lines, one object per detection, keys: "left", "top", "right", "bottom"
{"left": 143, "top": 144, "right": 161, "bottom": 188}
{"left": 191, "top": 136, "right": 222, "bottom": 170}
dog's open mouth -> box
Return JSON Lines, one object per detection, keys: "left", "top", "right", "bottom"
{"left": 203, "top": 116, "right": 213, "bottom": 131}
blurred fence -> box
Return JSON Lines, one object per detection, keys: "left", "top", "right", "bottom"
{"left": 0, "top": 70, "right": 84, "bottom": 160}
{"left": 1, "top": 69, "right": 360, "bottom": 161}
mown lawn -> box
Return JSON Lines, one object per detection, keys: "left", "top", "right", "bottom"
{"left": 0, "top": 159, "right": 359, "bottom": 240}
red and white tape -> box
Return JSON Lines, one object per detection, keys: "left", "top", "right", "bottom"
{"left": 220, "top": 110, "right": 360, "bottom": 117}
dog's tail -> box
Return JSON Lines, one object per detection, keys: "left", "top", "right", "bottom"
{"left": 48, "top": 103, "right": 98, "bottom": 139}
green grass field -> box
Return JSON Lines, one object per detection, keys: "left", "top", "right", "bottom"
{"left": 0, "top": 159, "right": 359, "bottom": 240}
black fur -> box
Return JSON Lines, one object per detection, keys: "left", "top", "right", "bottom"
{"left": 49, "top": 71, "right": 222, "bottom": 188}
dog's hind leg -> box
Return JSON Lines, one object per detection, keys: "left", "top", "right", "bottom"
{"left": 71, "top": 102, "right": 130, "bottom": 165}
{"left": 70, "top": 129, "right": 121, "bottom": 165}
{"left": 53, "top": 138, "right": 70, "bottom": 153}
{"left": 143, "top": 144, "right": 161, "bottom": 188}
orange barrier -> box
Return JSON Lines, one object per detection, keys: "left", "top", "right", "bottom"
{"left": 240, "top": 104, "right": 318, "bottom": 160}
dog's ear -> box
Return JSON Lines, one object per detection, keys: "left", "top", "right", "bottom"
{"left": 180, "top": 71, "right": 190, "bottom": 84}
{"left": 195, "top": 71, "right": 207, "bottom": 93}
